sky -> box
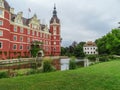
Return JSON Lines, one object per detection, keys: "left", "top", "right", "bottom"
{"left": 7, "top": 0, "right": 120, "bottom": 47}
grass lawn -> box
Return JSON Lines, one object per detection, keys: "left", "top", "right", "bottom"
{"left": 0, "top": 60, "right": 120, "bottom": 90}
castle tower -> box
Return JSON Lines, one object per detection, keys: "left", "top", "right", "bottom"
{"left": 50, "top": 5, "right": 61, "bottom": 56}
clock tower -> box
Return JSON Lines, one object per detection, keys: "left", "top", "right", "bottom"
{"left": 50, "top": 5, "right": 61, "bottom": 56}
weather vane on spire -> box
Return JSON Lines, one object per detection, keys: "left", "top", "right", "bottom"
{"left": 54, "top": 3, "right": 56, "bottom": 9}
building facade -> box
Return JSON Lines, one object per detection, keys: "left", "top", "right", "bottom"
{"left": 83, "top": 41, "right": 98, "bottom": 55}
{"left": 0, "top": 0, "right": 61, "bottom": 59}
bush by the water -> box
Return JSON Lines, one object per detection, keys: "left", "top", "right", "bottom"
{"left": 43, "top": 58, "right": 53, "bottom": 72}
{"left": 87, "top": 55, "right": 96, "bottom": 62}
{"left": 30, "top": 63, "right": 37, "bottom": 69}
{"left": 99, "top": 56, "right": 109, "bottom": 62}
{"left": 69, "top": 56, "right": 76, "bottom": 70}
{"left": 0, "top": 72, "right": 9, "bottom": 79}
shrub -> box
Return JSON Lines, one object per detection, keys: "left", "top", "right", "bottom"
{"left": 87, "top": 55, "right": 96, "bottom": 62}
{"left": 0, "top": 72, "right": 9, "bottom": 79}
{"left": 43, "top": 58, "right": 53, "bottom": 72}
{"left": 30, "top": 62, "right": 37, "bottom": 69}
{"left": 27, "top": 69, "right": 37, "bottom": 75}
{"left": 99, "top": 56, "right": 109, "bottom": 62}
{"left": 69, "top": 56, "right": 76, "bottom": 70}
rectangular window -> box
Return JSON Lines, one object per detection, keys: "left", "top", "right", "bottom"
{"left": 32, "top": 31, "right": 34, "bottom": 35}
{"left": 0, "top": 1, "right": 3, "bottom": 7}
{"left": 20, "top": 27, "right": 23, "bottom": 33}
{"left": 53, "top": 26, "right": 56, "bottom": 30}
{"left": 0, "top": 30, "right": 3, "bottom": 36}
{"left": 40, "top": 33, "right": 42, "bottom": 38}
{"left": 0, "top": 20, "right": 3, "bottom": 26}
{"left": 20, "top": 36, "right": 23, "bottom": 42}
{"left": 27, "top": 46, "right": 30, "bottom": 50}
{"left": 27, "top": 30, "right": 30, "bottom": 34}
{"left": 20, "top": 45, "right": 23, "bottom": 50}
{"left": 42, "top": 33, "right": 44, "bottom": 38}
{"left": 14, "top": 26, "right": 17, "bottom": 32}
{"left": 53, "top": 30, "right": 56, "bottom": 35}
{"left": 13, "top": 44, "right": 17, "bottom": 50}
{"left": 36, "top": 32, "right": 38, "bottom": 36}
{"left": 27, "top": 38, "right": 30, "bottom": 42}
{"left": 0, "top": 2, "right": 2, "bottom": 6}
{"left": 0, "top": 9, "right": 3, "bottom": 15}
{"left": 0, "top": 41, "right": 2, "bottom": 49}
{"left": 13, "top": 35, "right": 17, "bottom": 41}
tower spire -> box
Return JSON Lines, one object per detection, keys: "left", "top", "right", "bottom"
{"left": 53, "top": 4, "right": 57, "bottom": 17}
{"left": 54, "top": 3, "right": 56, "bottom": 9}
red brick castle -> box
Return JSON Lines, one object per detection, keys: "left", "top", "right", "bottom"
{"left": 0, "top": 0, "right": 61, "bottom": 59}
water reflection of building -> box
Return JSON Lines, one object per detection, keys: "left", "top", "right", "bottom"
{"left": 83, "top": 41, "right": 98, "bottom": 55}
{"left": 0, "top": 0, "right": 61, "bottom": 59}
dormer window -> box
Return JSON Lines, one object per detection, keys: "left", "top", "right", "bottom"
{"left": 0, "top": 0, "right": 4, "bottom": 7}
{"left": 0, "top": 2, "right": 2, "bottom": 6}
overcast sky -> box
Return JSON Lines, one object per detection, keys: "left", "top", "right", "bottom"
{"left": 7, "top": 0, "right": 120, "bottom": 46}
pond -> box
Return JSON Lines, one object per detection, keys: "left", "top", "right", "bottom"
{"left": 60, "top": 59, "right": 70, "bottom": 71}
{"left": 60, "top": 58, "right": 89, "bottom": 71}
{"left": 0, "top": 58, "right": 89, "bottom": 71}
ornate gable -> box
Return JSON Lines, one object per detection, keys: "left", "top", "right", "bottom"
{"left": 29, "top": 14, "right": 40, "bottom": 30}
{"left": 0, "top": 0, "right": 4, "bottom": 8}
{"left": 14, "top": 12, "right": 23, "bottom": 24}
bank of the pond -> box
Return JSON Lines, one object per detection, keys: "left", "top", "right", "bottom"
{"left": 0, "top": 56, "right": 68, "bottom": 70}
{"left": 0, "top": 60, "right": 120, "bottom": 90}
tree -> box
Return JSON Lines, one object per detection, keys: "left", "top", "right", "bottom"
{"left": 30, "top": 41, "right": 43, "bottom": 57}
{"left": 96, "top": 28, "right": 120, "bottom": 55}
{"left": 61, "top": 41, "right": 85, "bottom": 58}
{"left": 61, "top": 47, "right": 67, "bottom": 56}
{"left": 74, "top": 42, "right": 85, "bottom": 58}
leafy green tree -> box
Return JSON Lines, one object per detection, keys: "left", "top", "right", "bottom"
{"left": 74, "top": 44, "right": 85, "bottom": 58}
{"left": 61, "top": 47, "right": 67, "bottom": 56}
{"left": 30, "top": 41, "right": 43, "bottom": 57}
{"left": 96, "top": 28, "right": 120, "bottom": 55}
{"left": 61, "top": 41, "right": 85, "bottom": 57}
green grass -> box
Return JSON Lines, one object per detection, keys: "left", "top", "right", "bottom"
{"left": 0, "top": 60, "right": 120, "bottom": 90}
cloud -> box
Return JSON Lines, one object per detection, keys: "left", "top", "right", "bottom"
{"left": 7, "top": 0, "right": 120, "bottom": 47}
